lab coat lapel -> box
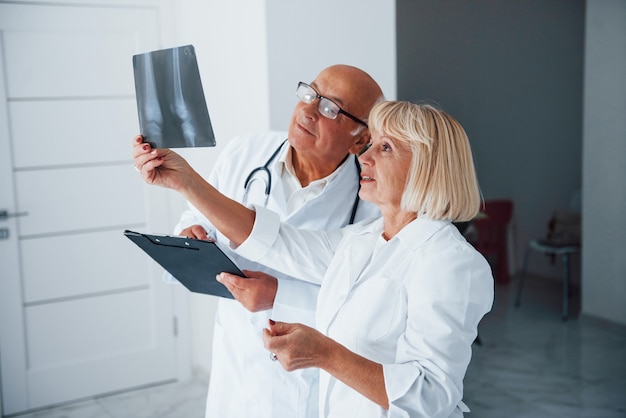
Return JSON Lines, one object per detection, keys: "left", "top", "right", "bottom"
{"left": 316, "top": 220, "right": 383, "bottom": 333}
{"left": 316, "top": 217, "right": 450, "bottom": 333}
{"left": 265, "top": 161, "right": 288, "bottom": 218}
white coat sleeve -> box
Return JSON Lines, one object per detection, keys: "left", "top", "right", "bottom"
{"left": 234, "top": 206, "right": 344, "bottom": 285}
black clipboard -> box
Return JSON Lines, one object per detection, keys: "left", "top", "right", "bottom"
{"left": 124, "top": 230, "right": 243, "bottom": 298}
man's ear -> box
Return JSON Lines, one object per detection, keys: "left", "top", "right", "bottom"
{"left": 348, "top": 129, "right": 370, "bottom": 155}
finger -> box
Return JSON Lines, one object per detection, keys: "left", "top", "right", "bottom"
{"left": 262, "top": 327, "right": 282, "bottom": 352}
{"left": 267, "top": 319, "right": 288, "bottom": 336}
{"left": 262, "top": 327, "right": 274, "bottom": 345}
{"left": 215, "top": 274, "right": 237, "bottom": 297}
{"left": 132, "top": 137, "right": 152, "bottom": 158}
{"left": 136, "top": 151, "right": 164, "bottom": 177}
{"left": 190, "top": 225, "right": 209, "bottom": 240}
{"left": 216, "top": 272, "right": 249, "bottom": 293}
{"left": 218, "top": 272, "right": 247, "bottom": 288}
{"left": 180, "top": 225, "right": 208, "bottom": 240}
{"left": 133, "top": 148, "right": 159, "bottom": 171}
{"left": 240, "top": 269, "right": 272, "bottom": 280}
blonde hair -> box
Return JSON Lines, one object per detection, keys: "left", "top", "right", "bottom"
{"left": 368, "top": 101, "right": 481, "bottom": 221}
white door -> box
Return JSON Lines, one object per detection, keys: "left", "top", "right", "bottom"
{"left": 0, "top": 3, "right": 177, "bottom": 415}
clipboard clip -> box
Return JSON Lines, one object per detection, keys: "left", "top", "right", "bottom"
{"left": 124, "top": 230, "right": 200, "bottom": 250}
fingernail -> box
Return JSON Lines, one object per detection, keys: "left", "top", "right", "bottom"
{"left": 269, "top": 319, "right": 276, "bottom": 325}
{"left": 143, "top": 144, "right": 150, "bottom": 151}
{"left": 216, "top": 273, "right": 222, "bottom": 282}
{"left": 136, "top": 136, "right": 143, "bottom": 143}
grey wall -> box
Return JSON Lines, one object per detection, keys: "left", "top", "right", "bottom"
{"left": 265, "top": 0, "right": 397, "bottom": 131}
{"left": 582, "top": 0, "right": 626, "bottom": 325}
{"left": 396, "top": 0, "right": 585, "bottom": 280}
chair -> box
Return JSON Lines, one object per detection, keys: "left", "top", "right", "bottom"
{"left": 515, "top": 209, "right": 581, "bottom": 321}
{"left": 471, "top": 199, "right": 514, "bottom": 284}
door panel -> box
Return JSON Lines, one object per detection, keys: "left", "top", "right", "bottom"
{"left": 0, "top": 3, "right": 176, "bottom": 415}
{"left": 1, "top": 7, "right": 156, "bottom": 98}
{"left": 11, "top": 99, "right": 138, "bottom": 168}
{"left": 21, "top": 230, "right": 148, "bottom": 303}
{"left": 25, "top": 290, "right": 153, "bottom": 369}
{"left": 15, "top": 165, "right": 145, "bottom": 236}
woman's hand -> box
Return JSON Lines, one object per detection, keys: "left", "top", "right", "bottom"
{"left": 132, "top": 135, "right": 256, "bottom": 249}
{"left": 263, "top": 319, "right": 389, "bottom": 408}
{"left": 132, "top": 135, "right": 194, "bottom": 193}
{"left": 262, "top": 320, "right": 333, "bottom": 371}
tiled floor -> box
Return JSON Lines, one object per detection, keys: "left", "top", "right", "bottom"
{"left": 464, "top": 276, "right": 626, "bottom": 418}
{"left": 9, "top": 275, "right": 626, "bottom": 417}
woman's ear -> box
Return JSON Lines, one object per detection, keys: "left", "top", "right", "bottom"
{"left": 348, "top": 128, "right": 370, "bottom": 155}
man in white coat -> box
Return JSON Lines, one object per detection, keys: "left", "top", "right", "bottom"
{"left": 173, "top": 65, "right": 383, "bottom": 418}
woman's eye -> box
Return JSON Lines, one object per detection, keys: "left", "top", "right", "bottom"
{"left": 382, "top": 143, "right": 391, "bottom": 152}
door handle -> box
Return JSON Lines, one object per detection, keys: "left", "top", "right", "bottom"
{"left": 0, "top": 210, "right": 29, "bottom": 221}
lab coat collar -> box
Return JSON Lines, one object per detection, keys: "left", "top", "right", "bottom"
{"left": 351, "top": 215, "right": 450, "bottom": 248}
{"left": 317, "top": 216, "right": 453, "bottom": 337}
{"left": 344, "top": 216, "right": 451, "bottom": 293}
{"left": 394, "top": 216, "right": 450, "bottom": 249}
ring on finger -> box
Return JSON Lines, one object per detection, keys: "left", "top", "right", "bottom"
{"left": 270, "top": 352, "right": 278, "bottom": 362}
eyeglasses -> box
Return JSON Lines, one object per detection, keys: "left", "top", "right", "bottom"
{"left": 296, "top": 82, "right": 368, "bottom": 128}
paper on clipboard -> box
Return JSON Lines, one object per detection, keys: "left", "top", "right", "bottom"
{"left": 124, "top": 230, "right": 243, "bottom": 299}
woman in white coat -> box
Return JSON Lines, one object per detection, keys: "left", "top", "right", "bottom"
{"left": 133, "top": 101, "right": 494, "bottom": 417}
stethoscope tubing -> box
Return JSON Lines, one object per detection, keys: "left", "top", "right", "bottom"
{"left": 242, "top": 139, "right": 360, "bottom": 224}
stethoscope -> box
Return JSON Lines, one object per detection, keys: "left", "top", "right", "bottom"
{"left": 243, "top": 139, "right": 361, "bottom": 224}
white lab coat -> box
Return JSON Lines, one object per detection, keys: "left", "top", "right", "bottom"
{"left": 173, "top": 131, "right": 380, "bottom": 418}
{"left": 235, "top": 207, "right": 494, "bottom": 418}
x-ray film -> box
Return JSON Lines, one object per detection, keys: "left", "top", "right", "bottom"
{"left": 133, "top": 45, "right": 216, "bottom": 148}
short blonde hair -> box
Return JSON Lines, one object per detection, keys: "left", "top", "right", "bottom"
{"left": 368, "top": 101, "right": 481, "bottom": 221}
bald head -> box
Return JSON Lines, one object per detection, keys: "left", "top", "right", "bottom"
{"left": 313, "top": 65, "right": 384, "bottom": 123}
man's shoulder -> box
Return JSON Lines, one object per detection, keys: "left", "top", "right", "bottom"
{"left": 211, "top": 131, "right": 288, "bottom": 180}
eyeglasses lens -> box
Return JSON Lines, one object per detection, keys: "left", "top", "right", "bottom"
{"left": 296, "top": 83, "right": 315, "bottom": 104}
{"left": 318, "top": 99, "right": 339, "bottom": 119}
{"left": 296, "top": 83, "right": 339, "bottom": 120}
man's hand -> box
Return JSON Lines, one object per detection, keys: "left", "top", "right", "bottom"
{"left": 179, "top": 225, "right": 210, "bottom": 241}
{"left": 217, "top": 270, "right": 278, "bottom": 312}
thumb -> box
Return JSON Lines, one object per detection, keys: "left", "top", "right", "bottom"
{"left": 217, "top": 272, "right": 244, "bottom": 284}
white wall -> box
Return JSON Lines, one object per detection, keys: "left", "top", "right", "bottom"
{"left": 582, "top": 1, "right": 626, "bottom": 325}
{"left": 167, "top": 1, "right": 396, "bottom": 375}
